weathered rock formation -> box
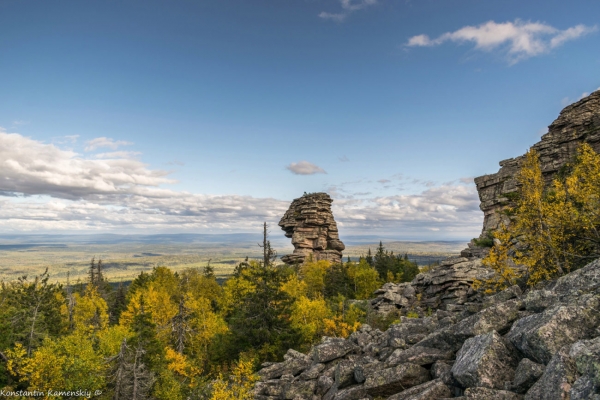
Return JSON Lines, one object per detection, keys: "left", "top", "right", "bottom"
{"left": 370, "top": 257, "right": 495, "bottom": 318}
{"left": 254, "top": 257, "right": 600, "bottom": 400}
{"left": 279, "top": 193, "right": 345, "bottom": 264}
{"left": 474, "top": 89, "right": 600, "bottom": 238}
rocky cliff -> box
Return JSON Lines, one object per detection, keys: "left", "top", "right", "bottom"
{"left": 279, "top": 193, "right": 345, "bottom": 265}
{"left": 474, "top": 89, "right": 600, "bottom": 237}
{"left": 254, "top": 257, "right": 600, "bottom": 400}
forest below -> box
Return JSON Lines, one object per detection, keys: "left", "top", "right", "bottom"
{"left": 0, "top": 241, "right": 419, "bottom": 399}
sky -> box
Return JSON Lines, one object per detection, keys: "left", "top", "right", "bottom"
{"left": 0, "top": 0, "right": 599, "bottom": 241}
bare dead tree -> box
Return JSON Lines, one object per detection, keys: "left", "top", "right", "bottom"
{"left": 258, "top": 222, "right": 277, "bottom": 267}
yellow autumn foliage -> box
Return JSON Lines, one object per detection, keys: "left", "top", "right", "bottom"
{"left": 299, "top": 260, "right": 331, "bottom": 299}
{"left": 479, "top": 144, "right": 600, "bottom": 290}
{"left": 289, "top": 295, "right": 330, "bottom": 343}
{"left": 72, "top": 286, "right": 109, "bottom": 331}
{"left": 210, "top": 357, "right": 258, "bottom": 400}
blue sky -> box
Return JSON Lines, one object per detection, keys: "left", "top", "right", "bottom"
{"left": 0, "top": 0, "right": 599, "bottom": 240}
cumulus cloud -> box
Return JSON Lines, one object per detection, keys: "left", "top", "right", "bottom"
{"left": 319, "top": 0, "right": 377, "bottom": 22}
{"left": 0, "top": 131, "right": 483, "bottom": 239}
{"left": 286, "top": 161, "right": 327, "bottom": 175}
{"left": 331, "top": 183, "right": 482, "bottom": 238}
{"left": 0, "top": 132, "right": 289, "bottom": 233}
{"left": 406, "top": 20, "right": 597, "bottom": 64}
{"left": 0, "top": 132, "right": 173, "bottom": 200}
{"left": 85, "top": 136, "right": 133, "bottom": 152}
{"left": 95, "top": 151, "right": 142, "bottom": 159}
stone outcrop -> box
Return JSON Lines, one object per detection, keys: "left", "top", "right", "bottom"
{"left": 370, "top": 257, "right": 495, "bottom": 318}
{"left": 474, "top": 89, "right": 600, "bottom": 238}
{"left": 253, "top": 257, "right": 600, "bottom": 400}
{"left": 279, "top": 193, "right": 345, "bottom": 264}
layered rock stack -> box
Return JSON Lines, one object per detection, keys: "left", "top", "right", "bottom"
{"left": 279, "top": 193, "right": 345, "bottom": 265}
{"left": 254, "top": 258, "right": 600, "bottom": 400}
{"left": 474, "top": 89, "right": 600, "bottom": 239}
{"left": 370, "top": 257, "right": 496, "bottom": 318}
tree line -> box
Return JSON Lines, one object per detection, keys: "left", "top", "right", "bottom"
{"left": 0, "top": 225, "right": 419, "bottom": 399}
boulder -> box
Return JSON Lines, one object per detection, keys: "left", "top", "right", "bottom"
{"left": 363, "top": 363, "right": 430, "bottom": 397}
{"left": 483, "top": 285, "right": 522, "bottom": 308}
{"left": 415, "top": 299, "right": 523, "bottom": 352}
{"left": 331, "top": 385, "right": 367, "bottom": 400}
{"left": 284, "top": 348, "right": 312, "bottom": 361}
{"left": 353, "top": 361, "right": 384, "bottom": 384}
{"left": 299, "top": 363, "right": 326, "bottom": 380}
{"left": 570, "top": 336, "right": 600, "bottom": 385}
{"left": 283, "top": 380, "right": 317, "bottom": 400}
{"left": 387, "top": 379, "right": 452, "bottom": 400}
{"left": 451, "top": 331, "right": 519, "bottom": 390}
{"left": 387, "top": 317, "right": 438, "bottom": 344}
{"left": 430, "top": 361, "right": 453, "bottom": 385}
{"left": 507, "top": 295, "right": 600, "bottom": 364}
{"left": 334, "top": 360, "right": 357, "bottom": 389}
{"left": 386, "top": 346, "right": 453, "bottom": 367}
{"left": 464, "top": 387, "right": 523, "bottom": 399}
{"left": 316, "top": 376, "right": 334, "bottom": 396}
{"left": 570, "top": 375, "right": 600, "bottom": 400}
{"left": 505, "top": 358, "right": 545, "bottom": 394}
{"left": 313, "top": 340, "right": 359, "bottom": 363}
{"left": 524, "top": 345, "right": 578, "bottom": 400}
{"left": 259, "top": 357, "right": 312, "bottom": 380}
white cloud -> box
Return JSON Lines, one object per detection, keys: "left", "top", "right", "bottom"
{"left": 0, "top": 132, "right": 289, "bottom": 233}
{"left": 85, "top": 137, "right": 133, "bottom": 152}
{"left": 95, "top": 151, "right": 142, "bottom": 159}
{"left": 331, "top": 183, "right": 482, "bottom": 238}
{"left": 0, "top": 131, "right": 483, "bottom": 239}
{"left": 0, "top": 132, "right": 172, "bottom": 200}
{"left": 319, "top": 0, "right": 377, "bottom": 22}
{"left": 286, "top": 161, "right": 327, "bottom": 175}
{"left": 406, "top": 20, "right": 597, "bottom": 64}
{"left": 64, "top": 135, "right": 79, "bottom": 143}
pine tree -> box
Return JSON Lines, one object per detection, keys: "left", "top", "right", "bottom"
{"left": 203, "top": 259, "right": 215, "bottom": 279}
{"left": 96, "top": 258, "right": 105, "bottom": 286}
{"left": 89, "top": 257, "right": 96, "bottom": 286}
{"left": 365, "top": 248, "right": 374, "bottom": 266}
{"left": 6, "top": 269, "right": 67, "bottom": 356}
{"left": 110, "top": 282, "right": 128, "bottom": 325}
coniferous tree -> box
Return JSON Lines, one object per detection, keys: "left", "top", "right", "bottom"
{"left": 89, "top": 256, "right": 96, "bottom": 286}
{"left": 6, "top": 269, "right": 66, "bottom": 356}
{"left": 110, "top": 281, "right": 128, "bottom": 325}
{"left": 203, "top": 259, "right": 215, "bottom": 279}
{"left": 224, "top": 223, "right": 298, "bottom": 361}
{"left": 365, "top": 248, "right": 374, "bottom": 266}
{"left": 96, "top": 258, "right": 105, "bottom": 286}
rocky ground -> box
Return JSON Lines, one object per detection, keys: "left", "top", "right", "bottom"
{"left": 253, "top": 256, "right": 600, "bottom": 400}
